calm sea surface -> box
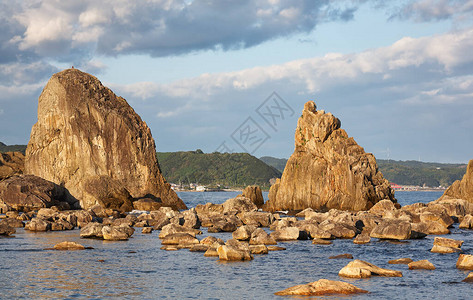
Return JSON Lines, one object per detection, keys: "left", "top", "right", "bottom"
{"left": 2, "top": 191, "right": 473, "bottom": 299}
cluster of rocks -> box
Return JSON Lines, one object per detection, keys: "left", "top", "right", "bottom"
{"left": 276, "top": 236, "right": 473, "bottom": 296}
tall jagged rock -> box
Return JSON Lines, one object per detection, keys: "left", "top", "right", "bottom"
{"left": 438, "top": 160, "right": 473, "bottom": 203}
{"left": 25, "top": 68, "right": 186, "bottom": 211}
{"left": 263, "top": 101, "right": 395, "bottom": 212}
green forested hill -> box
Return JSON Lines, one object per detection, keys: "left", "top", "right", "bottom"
{"left": 261, "top": 156, "right": 467, "bottom": 188}
{"left": 376, "top": 159, "right": 467, "bottom": 187}
{"left": 259, "top": 156, "right": 287, "bottom": 173}
{"left": 157, "top": 150, "right": 282, "bottom": 188}
{"left": 0, "top": 142, "right": 27, "bottom": 154}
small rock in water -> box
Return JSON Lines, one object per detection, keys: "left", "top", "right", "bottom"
{"left": 267, "top": 246, "right": 286, "bottom": 251}
{"left": 456, "top": 254, "right": 473, "bottom": 270}
{"left": 462, "top": 272, "right": 473, "bottom": 283}
{"left": 312, "top": 238, "right": 332, "bottom": 245}
{"left": 274, "top": 279, "right": 368, "bottom": 296}
{"left": 142, "top": 227, "right": 153, "bottom": 234}
{"left": 339, "top": 259, "right": 402, "bottom": 278}
{"left": 53, "top": 241, "right": 85, "bottom": 250}
{"left": 408, "top": 260, "right": 435, "bottom": 270}
{"left": 329, "top": 254, "right": 353, "bottom": 259}
{"left": 389, "top": 258, "right": 413, "bottom": 265}
{"left": 431, "top": 237, "right": 463, "bottom": 253}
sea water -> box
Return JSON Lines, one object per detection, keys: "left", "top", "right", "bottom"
{"left": 1, "top": 191, "right": 472, "bottom": 299}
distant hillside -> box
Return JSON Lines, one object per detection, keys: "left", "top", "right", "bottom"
{"left": 0, "top": 142, "right": 27, "bottom": 154}
{"left": 259, "top": 156, "right": 287, "bottom": 173}
{"left": 157, "top": 150, "right": 281, "bottom": 188}
{"left": 377, "top": 159, "right": 467, "bottom": 188}
{"left": 261, "top": 156, "right": 467, "bottom": 188}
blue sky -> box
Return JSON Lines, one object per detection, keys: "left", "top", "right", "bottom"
{"left": 0, "top": 0, "right": 472, "bottom": 163}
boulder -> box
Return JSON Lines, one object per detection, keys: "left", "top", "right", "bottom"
{"left": 320, "top": 222, "right": 357, "bottom": 239}
{"left": 370, "top": 220, "right": 411, "bottom": 240}
{"left": 142, "top": 227, "right": 153, "bottom": 234}
{"left": 232, "top": 225, "right": 257, "bottom": 241}
{"left": 200, "top": 236, "right": 225, "bottom": 246}
{"left": 24, "top": 68, "right": 186, "bottom": 211}
{"left": 438, "top": 160, "right": 473, "bottom": 203}
{"left": 158, "top": 224, "right": 201, "bottom": 239}
{"left": 217, "top": 239, "right": 253, "bottom": 261}
{"left": 53, "top": 241, "right": 85, "bottom": 250}
{"left": 0, "top": 175, "right": 78, "bottom": 212}
{"left": 25, "top": 218, "right": 51, "bottom": 231}
{"left": 431, "top": 237, "right": 463, "bottom": 253}
{"left": 274, "top": 279, "right": 368, "bottom": 296}
{"left": 411, "top": 221, "right": 450, "bottom": 235}
{"left": 264, "top": 101, "right": 395, "bottom": 212}
{"left": 369, "top": 199, "right": 397, "bottom": 215}
{"left": 102, "top": 225, "right": 134, "bottom": 241}
{"left": 161, "top": 233, "right": 199, "bottom": 246}
{"left": 249, "top": 245, "right": 269, "bottom": 255}
{"left": 389, "top": 258, "right": 413, "bottom": 265}
{"left": 1, "top": 218, "right": 24, "bottom": 228}
{"left": 250, "top": 228, "right": 277, "bottom": 245}
{"left": 0, "top": 151, "right": 24, "bottom": 180}
{"left": 182, "top": 208, "right": 201, "bottom": 229}
{"left": 241, "top": 185, "right": 264, "bottom": 207}
{"left": 271, "top": 226, "right": 304, "bottom": 241}
{"left": 353, "top": 233, "right": 371, "bottom": 244}
{"left": 222, "top": 196, "right": 257, "bottom": 214}
{"left": 339, "top": 259, "right": 402, "bottom": 278}
{"left": 459, "top": 214, "right": 473, "bottom": 229}
{"left": 0, "top": 222, "right": 16, "bottom": 236}
{"left": 456, "top": 254, "right": 473, "bottom": 270}
{"left": 80, "top": 222, "right": 104, "bottom": 238}
{"left": 408, "top": 260, "right": 435, "bottom": 270}
{"left": 238, "top": 211, "right": 273, "bottom": 227}
{"left": 133, "top": 198, "right": 163, "bottom": 211}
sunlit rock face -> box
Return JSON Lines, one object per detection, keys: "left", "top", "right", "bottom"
{"left": 264, "top": 101, "right": 395, "bottom": 212}
{"left": 439, "top": 160, "right": 473, "bottom": 203}
{"left": 25, "top": 68, "right": 186, "bottom": 211}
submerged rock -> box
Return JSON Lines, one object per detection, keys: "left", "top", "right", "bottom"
{"left": 264, "top": 101, "right": 395, "bottom": 212}
{"left": 274, "top": 279, "right": 368, "bottom": 296}
{"left": 53, "top": 241, "right": 85, "bottom": 250}
{"left": 339, "top": 259, "right": 402, "bottom": 278}
{"left": 25, "top": 68, "right": 186, "bottom": 211}
{"left": 388, "top": 258, "right": 413, "bottom": 265}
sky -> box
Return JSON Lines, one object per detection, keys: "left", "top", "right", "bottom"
{"left": 0, "top": 0, "right": 472, "bottom": 163}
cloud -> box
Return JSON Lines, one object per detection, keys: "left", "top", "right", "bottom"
{"left": 5, "top": 0, "right": 360, "bottom": 62}
{"left": 389, "top": 0, "right": 473, "bottom": 23}
{"left": 111, "top": 28, "right": 473, "bottom": 162}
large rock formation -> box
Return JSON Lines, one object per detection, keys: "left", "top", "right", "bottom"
{"left": 263, "top": 101, "right": 395, "bottom": 212}
{"left": 438, "top": 160, "right": 473, "bottom": 203}
{"left": 25, "top": 68, "right": 186, "bottom": 211}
